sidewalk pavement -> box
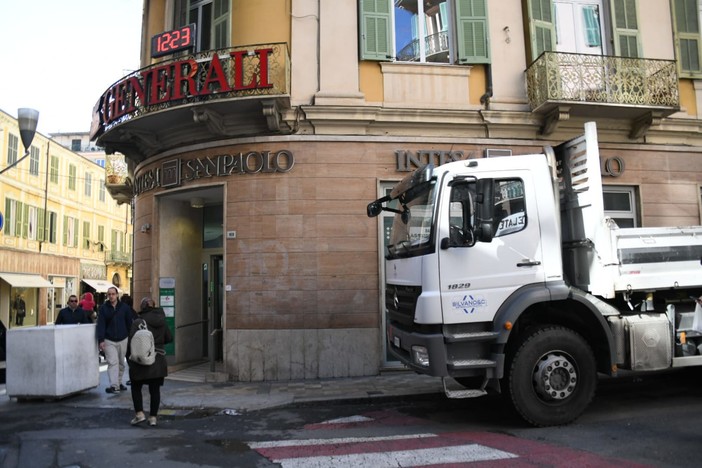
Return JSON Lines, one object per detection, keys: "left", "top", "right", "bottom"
{"left": 0, "top": 363, "right": 446, "bottom": 415}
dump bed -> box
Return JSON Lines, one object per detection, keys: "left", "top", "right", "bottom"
{"left": 556, "top": 123, "right": 702, "bottom": 298}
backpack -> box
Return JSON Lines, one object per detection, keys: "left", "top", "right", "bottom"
{"left": 129, "top": 320, "right": 156, "bottom": 366}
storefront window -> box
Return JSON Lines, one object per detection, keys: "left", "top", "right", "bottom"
{"left": 8, "top": 289, "right": 38, "bottom": 328}
{"left": 203, "top": 204, "right": 223, "bottom": 249}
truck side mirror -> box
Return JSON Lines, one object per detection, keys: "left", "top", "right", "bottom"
{"left": 475, "top": 178, "right": 494, "bottom": 243}
{"left": 366, "top": 195, "right": 390, "bottom": 218}
{"left": 367, "top": 201, "right": 382, "bottom": 217}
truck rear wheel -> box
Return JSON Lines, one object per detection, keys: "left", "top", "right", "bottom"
{"left": 508, "top": 326, "right": 596, "bottom": 427}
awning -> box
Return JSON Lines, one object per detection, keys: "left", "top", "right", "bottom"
{"left": 82, "top": 279, "right": 120, "bottom": 293}
{"left": 0, "top": 273, "right": 53, "bottom": 288}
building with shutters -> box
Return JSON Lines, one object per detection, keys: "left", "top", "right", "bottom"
{"left": 0, "top": 109, "right": 133, "bottom": 333}
{"left": 92, "top": 0, "right": 702, "bottom": 381}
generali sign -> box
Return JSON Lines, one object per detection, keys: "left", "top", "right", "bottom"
{"left": 91, "top": 43, "right": 289, "bottom": 140}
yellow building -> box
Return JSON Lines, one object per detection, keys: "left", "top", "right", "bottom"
{"left": 0, "top": 109, "right": 132, "bottom": 330}
{"left": 93, "top": 0, "right": 702, "bottom": 381}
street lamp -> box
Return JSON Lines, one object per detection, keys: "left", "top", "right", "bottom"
{"left": 0, "top": 108, "right": 40, "bottom": 175}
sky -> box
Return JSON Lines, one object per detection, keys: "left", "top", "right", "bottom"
{"left": 0, "top": 0, "right": 143, "bottom": 135}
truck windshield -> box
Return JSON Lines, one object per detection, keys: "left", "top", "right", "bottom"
{"left": 386, "top": 181, "right": 437, "bottom": 259}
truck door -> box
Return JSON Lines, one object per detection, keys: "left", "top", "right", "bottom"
{"left": 438, "top": 174, "right": 545, "bottom": 324}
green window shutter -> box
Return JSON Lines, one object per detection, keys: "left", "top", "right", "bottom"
{"left": 673, "top": 0, "right": 702, "bottom": 75}
{"left": 73, "top": 218, "right": 79, "bottom": 247}
{"left": 611, "top": 0, "right": 640, "bottom": 57}
{"left": 22, "top": 204, "right": 29, "bottom": 238}
{"left": 359, "top": 0, "right": 392, "bottom": 61}
{"left": 63, "top": 215, "right": 68, "bottom": 246}
{"left": 527, "top": 0, "right": 555, "bottom": 63}
{"left": 15, "top": 201, "right": 23, "bottom": 237}
{"left": 38, "top": 208, "right": 45, "bottom": 242}
{"left": 3, "top": 198, "right": 10, "bottom": 234}
{"left": 457, "top": 0, "right": 490, "bottom": 64}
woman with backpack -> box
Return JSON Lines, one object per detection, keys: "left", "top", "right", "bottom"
{"left": 127, "top": 297, "right": 172, "bottom": 427}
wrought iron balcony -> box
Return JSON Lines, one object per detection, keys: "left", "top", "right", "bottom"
{"left": 526, "top": 52, "right": 680, "bottom": 137}
{"left": 106, "top": 250, "right": 132, "bottom": 265}
{"left": 92, "top": 43, "right": 291, "bottom": 164}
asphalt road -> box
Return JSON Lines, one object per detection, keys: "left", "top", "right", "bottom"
{"left": 1, "top": 368, "right": 701, "bottom": 467}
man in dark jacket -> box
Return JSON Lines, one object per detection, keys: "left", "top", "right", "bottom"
{"left": 97, "top": 286, "right": 133, "bottom": 394}
{"left": 127, "top": 297, "right": 172, "bottom": 426}
{"left": 55, "top": 295, "right": 91, "bottom": 325}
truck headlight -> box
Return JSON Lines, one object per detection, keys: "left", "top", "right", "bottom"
{"left": 411, "top": 346, "right": 429, "bottom": 367}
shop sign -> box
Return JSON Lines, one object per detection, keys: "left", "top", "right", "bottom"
{"left": 134, "top": 150, "right": 294, "bottom": 196}
{"left": 91, "top": 43, "right": 289, "bottom": 140}
{"left": 395, "top": 150, "right": 470, "bottom": 172}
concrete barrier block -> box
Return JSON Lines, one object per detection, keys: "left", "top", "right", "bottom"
{"left": 6, "top": 324, "right": 99, "bottom": 399}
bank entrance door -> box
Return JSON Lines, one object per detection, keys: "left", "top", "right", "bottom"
{"left": 202, "top": 255, "right": 224, "bottom": 364}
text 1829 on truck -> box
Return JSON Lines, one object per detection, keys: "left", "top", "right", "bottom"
{"left": 367, "top": 122, "right": 702, "bottom": 426}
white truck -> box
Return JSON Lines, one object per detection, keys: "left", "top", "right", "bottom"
{"left": 367, "top": 122, "right": 702, "bottom": 426}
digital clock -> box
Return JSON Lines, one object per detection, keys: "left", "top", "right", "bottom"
{"left": 151, "top": 24, "right": 196, "bottom": 58}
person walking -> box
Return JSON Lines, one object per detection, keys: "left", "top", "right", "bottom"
{"left": 79, "top": 292, "right": 97, "bottom": 322}
{"left": 128, "top": 297, "right": 172, "bottom": 426}
{"left": 55, "top": 295, "right": 91, "bottom": 324}
{"left": 97, "top": 286, "right": 133, "bottom": 394}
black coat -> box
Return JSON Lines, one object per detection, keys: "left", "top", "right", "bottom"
{"left": 56, "top": 306, "right": 91, "bottom": 325}
{"left": 127, "top": 307, "right": 172, "bottom": 382}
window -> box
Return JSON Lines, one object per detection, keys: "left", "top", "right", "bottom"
{"left": 111, "top": 228, "right": 124, "bottom": 252}
{"left": 29, "top": 146, "right": 40, "bottom": 176}
{"left": 7, "top": 133, "right": 18, "bottom": 165}
{"left": 63, "top": 216, "right": 79, "bottom": 247}
{"left": 83, "top": 221, "right": 91, "bottom": 249}
{"left": 27, "top": 206, "right": 37, "bottom": 240}
{"left": 203, "top": 204, "right": 223, "bottom": 248}
{"left": 359, "top": 0, "right": 489, "bottom": 64}
{"left": 71, "top": 139, "right": 81, "bottom": 151}
{"left": 47, "top": 211, "right": 58, "bottom": 244}
{"left": 603, "top": 186, "right": 638, "bottom": 227}
{"left": 84, "top": 172, "right": 92, "bottom": 197}
{"left": 493, "top": 179, "right": 527, "bottom": 237}
{"left": 96, "top": 159, "right": 106, "bottom": 168}
{"left": 50, "top": 156, "right": 59, "bottom": 184}
{"left": 673, "top": 0, "right": 702, "bottom": 76}
{"left": 98, "top": 225, "right": 105, "bottom": 251}
{"left": 175, "top": 0, "right": 230, "bottom": 52}
{"left": 68, "top": 164, "right": 77, "bottom": 190}
{"left": 526, "top": 0, "right": 641, "bottom": 63}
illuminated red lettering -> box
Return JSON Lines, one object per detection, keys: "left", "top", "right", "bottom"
{"left": 200, "top": 54, "right": 232, "bottom": 95}
{"left": 171, "top": 59, "right": 198, "bottom": 99}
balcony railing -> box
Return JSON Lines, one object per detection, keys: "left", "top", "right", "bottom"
{"left": 106, "top": 250, "right": 131, "bottom": 264}
{"left": 526, "top": 52, "right": 679, "bottom": 111}
{"left": 397, "top": 31, "right": 449, "bottom": 62}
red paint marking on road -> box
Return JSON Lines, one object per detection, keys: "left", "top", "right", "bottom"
{"left": 437, "top": 432, "right": 651, "bottom": 468}
{"left": 252, "top": 431, "right": 652, "bottom": 467}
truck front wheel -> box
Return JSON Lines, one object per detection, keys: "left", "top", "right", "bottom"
{"left": 508, "top": 326, "right": 596, "bottom": 427}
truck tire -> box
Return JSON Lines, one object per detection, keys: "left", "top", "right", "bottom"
{"left": 507, "top": 326, "right": 596, "bottom": 427}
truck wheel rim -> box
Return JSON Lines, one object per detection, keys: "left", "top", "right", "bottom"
{"left": 532, "top": 352, "right": 577, "bottom": 401}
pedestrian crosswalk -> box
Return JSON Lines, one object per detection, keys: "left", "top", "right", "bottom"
{"left": 247, "top": 411, "right": 646, "bottom": 468}
{"left": 249, "top": 433, "right": 517, "bottom": 467}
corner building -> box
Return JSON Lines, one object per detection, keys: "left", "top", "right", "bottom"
{"left": 94, "top": 0, "right": 702, "bottom": 381}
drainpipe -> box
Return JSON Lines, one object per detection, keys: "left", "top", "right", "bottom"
{"left": 479, "top": 64, "right": 493, "bottom": 110}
